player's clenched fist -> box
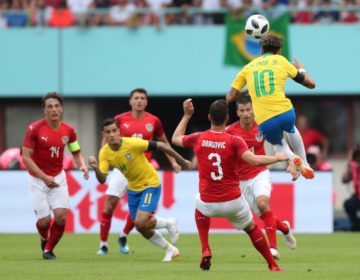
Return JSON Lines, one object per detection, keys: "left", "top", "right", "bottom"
{"left": 88, "top": 156, "right": 99, "bottom": 169}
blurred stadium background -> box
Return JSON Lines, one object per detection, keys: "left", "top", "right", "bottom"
{"left": 0, "top": 1, "right": 360, "bottom": 235}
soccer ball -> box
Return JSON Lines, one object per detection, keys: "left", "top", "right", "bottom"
{"left": 245, "top": 15, "right": 270, "bottom": 39}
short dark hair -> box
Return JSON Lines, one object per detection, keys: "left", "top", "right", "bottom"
{"left": 209, "top": 99, "right": 228, "bottom": 125}
{"left": 42, "top": 92, "right": 63, "bottom": 108}
{"left": 101, "top": 118, "right": 119, "bottom": 131}
{"left": 260, "top": 34, "right": 283, "bottom": 54}
{"left": 130, "top": 88, "right": 148, "bottom": 99}
{"left": 236, "top": 94, "right": 252, "bottom": 107}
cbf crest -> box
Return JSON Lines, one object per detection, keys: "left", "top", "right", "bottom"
{"left": 255, "top": 133, "right": 264, "bottom": 142}
{"left": 62, "top": 136, "right": 69, "bottom": 145}
{"left": 125, "top": 153, "right": 132, "bottom": 160}
{"left": 146, "top": 123, "right": 153, "bottom": 132}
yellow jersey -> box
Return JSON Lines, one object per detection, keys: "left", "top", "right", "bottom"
{"left": 99, "top": 137, "right": 160, "bottom": 192}
{"left": 231, "top": 54, "right": 298, "bottom": 124}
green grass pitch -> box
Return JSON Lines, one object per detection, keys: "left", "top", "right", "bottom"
{"left": 0, "top": 233, "right": 360, "bottom": 280}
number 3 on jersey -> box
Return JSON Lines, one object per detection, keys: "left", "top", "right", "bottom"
{"left": 208, "top": 153, "right": 223, "bottom": 181}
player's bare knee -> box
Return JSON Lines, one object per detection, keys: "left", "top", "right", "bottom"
{"left": 256, "top": 196, "right": 270, "bottom": 213}
{"left": 38, "top": 216, "right": 51, "bottom": 228}
{"left": 54, "top": 209, "right": 68, "bottom": 225}
{"left": 243, "top": 220, "right": 256, "bottom": 233}
{"left": 104, "top": 196, "right": 119, "bottom": 214}
{"left": 134, "top": 219, "right": 144, "bottom": 231}
{"left": 258, "top": 201, "right": 270, "bottom": 213}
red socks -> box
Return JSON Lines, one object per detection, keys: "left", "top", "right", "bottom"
{"left": 275, "top": 217, "right": 289, "bottom": 234}
{"left": 100, "top": 212, "right": 113, "bottom": 242}
{"left": 44, "top": 222, "right": 65, "bottom": 252}
{"left": 195, "top": 209, "right": 211, "bottom": 254}
{"left": 123, "top": 214, "right": 135, "bottom": 235}
{"left": 247, "top": 224, "right": 278, "bottom": 267}
{"left": 261, "top": 210, "right": 277, "bottom": 249}
{"left": 36, "top": 221, "right": 50, "bottom": 240}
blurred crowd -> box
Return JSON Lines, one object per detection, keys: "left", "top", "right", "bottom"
{"left": 0, "top": 0, "right": 359, "bottom": 28}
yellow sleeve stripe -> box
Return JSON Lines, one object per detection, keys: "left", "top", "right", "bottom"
{"left": 69, "top": 141, "right": 81, "bottom": 152}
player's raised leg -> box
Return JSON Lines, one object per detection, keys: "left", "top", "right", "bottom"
{"left": 154, "top": 216, "right": 179, "bottom": 244}
{"left": 135, "top": 212, "right": 179, "bottom": 262}
{"left": 259, "top": 109, "right": 314, "bottom": 180}
{"left": 285, "top": 127, "right": 314, "bottom": 179}
{"left": 130, "top": 187, "right": 179, "bottom": 262}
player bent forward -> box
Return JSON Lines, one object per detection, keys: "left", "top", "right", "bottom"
{"left": 88, "top": 118, "right": 191, "bottom": 261}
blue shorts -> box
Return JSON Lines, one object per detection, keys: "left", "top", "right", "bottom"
{"left": 258, "top": 109, "right": 296, "bottom": 145}
{"left": 127, "top": 186, "right": 161, "bottom": 220}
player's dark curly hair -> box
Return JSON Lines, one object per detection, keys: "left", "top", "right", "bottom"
{"left": 209, "top": 99, "right": 228, "bottom": 125}
{"left": 260, "top": 34, "right": 283, "bottom": 54}
{"left": 42, "top": 92, "right": 63, "bottom": 108}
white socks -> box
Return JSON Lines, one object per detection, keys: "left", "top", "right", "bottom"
{"left": 148, "top": 230, "right": 169, "bottom": 249}
{"left": 155, "top": 217, "right": 169, "bottom": 229}
{"left": 100, "top": 241, "right": 108, "bottom": 247}
{"left": 285, "top": 127, "right": 308, "bottom": 165}
{"left": 274, "top": 139, "right": 296, "bottom": 160}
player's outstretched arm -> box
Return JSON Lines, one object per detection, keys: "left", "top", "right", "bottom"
{"left": 293, "top": 57, "right": 316, "bottom": 89}
{"left": 73, "top": 152, "right": 89, "bottom": 180}
{"left": 88, "top": 156, "right": 107, "bottom": 183}
{"left": 172, "top": 98, "right": 194, "bottom": 147}
{"left": 157, "top": 133, "right": 182, "bottom": 173}
{"left": 156, "top": 142, "right": 191, "bottom": 170}
{"left": 242, "top": 151, "right": 288, "bottom": 166}
{"left": 22, "top": 146, "right": 59, "bottom": 188}
{"left": 226, "top": 87, "right": 241, "bottom": 103}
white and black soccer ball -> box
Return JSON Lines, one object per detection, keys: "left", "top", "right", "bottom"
{"left": 245, "top": 15, "right": 270, "bottom": 39}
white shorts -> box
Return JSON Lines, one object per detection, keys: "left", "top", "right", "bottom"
{"left": 28, "top": 170, "right": 69, "bottom": 219}
{"left": 106, "top": 168, "right": 128, "bottom": 198}
{"left": 239, "top": 170, "right": 272, "bottom": 216}
{"left": 195, "top": 193, "right": 253, "bottom": 230}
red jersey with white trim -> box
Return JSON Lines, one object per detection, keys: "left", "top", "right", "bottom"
{"left": 226, "top": 122, "right": 267, "bottom": 180}
{"left": 23, "top": 119, "right": 78, "bottom": 177}
{"left": 182, "top": 130, "right": 249, "bottom": 203}
{"left": 114, "top": 112, "right": 164, "bottom": 160}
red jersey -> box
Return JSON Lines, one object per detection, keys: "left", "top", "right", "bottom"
{"left": 23, "top": 119, "right": 79, "bottom": 177}
{"left": 114, "top": 112, "right": 164, "bottom": 160}
{"left": 226, "top": 122, "right": 267, "bottom": 180}
{"left": 301, "top": 129, "right": 326, "bottom": 150}
{"left": 350, "top": 161, "right": 360, "bottom": 200}
{"left": 182, "top": 130, "right": 249, "bottom": 203}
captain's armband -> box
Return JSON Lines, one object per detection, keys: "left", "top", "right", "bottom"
{"left": 68, "top": 141, "right": 81, "bottom": 153}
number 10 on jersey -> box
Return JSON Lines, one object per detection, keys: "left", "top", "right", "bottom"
{"left": 253, "top": 69, "right": 275, "bottom": 97}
